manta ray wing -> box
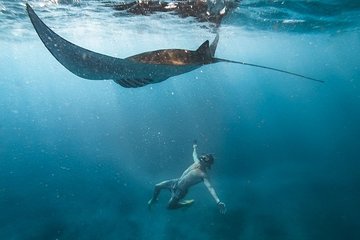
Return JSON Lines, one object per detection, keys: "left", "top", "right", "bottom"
{"left": 26, "top": 3, "right": 201, "bottom": 88}
{"left": 26, "top": 3, "right": 131, "bottom": 80}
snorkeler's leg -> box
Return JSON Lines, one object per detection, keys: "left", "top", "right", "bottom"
{"left": 148, "top": 179, "right": 177, "bottom": 208}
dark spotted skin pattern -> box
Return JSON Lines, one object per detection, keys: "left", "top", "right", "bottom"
{"left": 127, "top": 48, "right": 212, "bottom": 66}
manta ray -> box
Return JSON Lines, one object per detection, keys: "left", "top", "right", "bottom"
{"left": 26, "top": 3, "right": 322, "bottom": 88}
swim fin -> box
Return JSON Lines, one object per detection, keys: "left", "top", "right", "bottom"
{"left": 179, "top": 199, "right": 195, "bottom": 207}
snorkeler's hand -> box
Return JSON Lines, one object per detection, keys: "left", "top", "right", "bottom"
{"left": 217, "top": 201, "right": 227, "bottom": 214}
{"left": 193, "top": 140, "right": 198, "bottom": 149}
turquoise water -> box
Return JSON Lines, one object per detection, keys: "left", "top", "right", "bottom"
{"left": 1, "top": 0, "right": 360, "bottom": 239}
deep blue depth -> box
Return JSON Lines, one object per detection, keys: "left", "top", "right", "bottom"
{"left": 1, "top": 1, "right": 360, "bottom": 239}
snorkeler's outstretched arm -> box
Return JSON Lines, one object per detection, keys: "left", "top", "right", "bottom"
{"left": 203, "top": 177, "right": 227, "bottom": 214}
{"left": 193, "top": 140, "right": 199, "bottom": 163}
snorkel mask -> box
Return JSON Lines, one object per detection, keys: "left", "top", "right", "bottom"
{"left": 199, "top": 154, "right": 214, "bottom": 169}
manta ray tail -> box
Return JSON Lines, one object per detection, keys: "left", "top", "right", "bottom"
{"left": 213, "top": 58, "right": 324, "bottom": 83}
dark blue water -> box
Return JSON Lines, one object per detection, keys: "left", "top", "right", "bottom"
{"left": 1, "top": 0, "right": 360, "bottom": 239}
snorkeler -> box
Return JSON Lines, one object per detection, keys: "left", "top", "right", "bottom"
{"left": 148, "top": 141, "right": 227, "bottom": 214}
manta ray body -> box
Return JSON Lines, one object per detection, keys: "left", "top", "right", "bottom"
{"left": 26, "top": 3, "right": 322, "bottom": 88}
